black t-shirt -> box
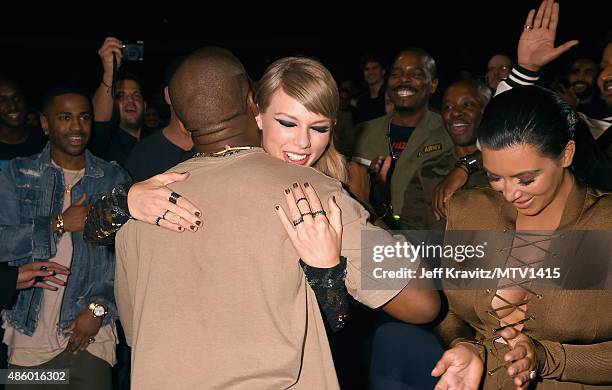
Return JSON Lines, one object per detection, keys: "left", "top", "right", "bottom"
{"left": 388, "top": 123, "right": 415, "bottom": 159}
{"left": 0, "top": 127, "right": 47, "bottom": 171}
{"left": 578, "top": 98, "right": 612, "bottom": 120}
{"left": 124, "top": 130, "right": 194, "bottom": 182}
{"left": 91, "top": 121, "right": 142, "bottom": 167}
{"left": 354, "top": 87, "right": 387, "bottom": 124}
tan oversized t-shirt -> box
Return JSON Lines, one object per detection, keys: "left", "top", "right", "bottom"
{"left": 115, "top": 148, "right": 413, "bottom": 390}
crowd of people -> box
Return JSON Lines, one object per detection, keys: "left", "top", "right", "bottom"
{"left": 1, "top": 1, "right": 611, "bottom": 389}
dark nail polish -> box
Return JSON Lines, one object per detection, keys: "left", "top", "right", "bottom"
{"left": 190, "top": 225, "right": 196, "bottom": 230}
{"left": 195, "top": 211, "right": 201, "bottom": 217}
{"left": 195, "top": 220, "right": 201, "bottom": 226}
{"left": 180, "top": 171, "right": 188, "bottom": 174}
{"left": 333, "top": 195, "right": 336, "bottom": 203}
{"left": 178, "top": 227, "right": 184, "bottom": 231}
{"left": 292, "top": 183, "right": 298, "bottom": 188}
{"left": 304, "top": 182, "right": 309, "bottom": 188}
{"left": 285, "top": 188, "right": 290, "bottom": 194}
{"left": 275, "top": 205, "right": 280, "bottom": 210}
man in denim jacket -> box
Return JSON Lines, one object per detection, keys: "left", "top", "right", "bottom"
{"left": 0, "top": 88, "right": 130, "bottom": 390}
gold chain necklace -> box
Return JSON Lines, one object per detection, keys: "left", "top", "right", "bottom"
{"left": 63, "top": 170, "right": 83, "bottom": 195}
{"left": 193, "top": 145, "right": 255, "bottom": 158}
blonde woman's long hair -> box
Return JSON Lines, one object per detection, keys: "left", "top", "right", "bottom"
{"left": 255, "top": 57, "right": 349, "bottom": 184}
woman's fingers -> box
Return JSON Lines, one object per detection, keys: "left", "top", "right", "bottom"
{"left": 327, "top": 195, "right": 343, "bottom": 239}
{"left": 302, "top": 182, "right": 323, "bottom": 213}
{"left": 291, "top": 183, "right": 313, "bottom": 225}
{"left": 284, "top": 186, "right": 304, "bottom": 228}
{"left": 274, "top": 204, "right": 298, "bottom": 240}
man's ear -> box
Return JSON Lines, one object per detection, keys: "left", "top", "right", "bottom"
{"left": 164, "top": 86, "right": 171, "bottom": 106}
{"left": 430, "top": 78, "right": 439, "bottom": 94}
{"left": 247, "top": 91, "right": 262, "bottom": 129}
{"left": 40, "top": 112, "right": 49, "bottom": 136}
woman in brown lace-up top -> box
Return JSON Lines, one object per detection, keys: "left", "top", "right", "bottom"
{"left": 431, "top": 80, "right": 612, "bottom": 388}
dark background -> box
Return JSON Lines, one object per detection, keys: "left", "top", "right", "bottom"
{"left": 1, "top": 1, "right": 608, "bottom": 109}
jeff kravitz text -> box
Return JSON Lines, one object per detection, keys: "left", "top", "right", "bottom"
{"left": 372, "top": 267, "right": 561, "bottom": 280}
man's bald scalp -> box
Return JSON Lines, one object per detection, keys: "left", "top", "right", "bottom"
{"left": 169, "top": 47, "right": 252, "bottom": 135}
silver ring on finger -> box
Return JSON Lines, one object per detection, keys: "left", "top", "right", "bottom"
{"left": 311, "top": 210, "right": 327, "bottom": 218}
{"left": 296, "top": 197, "right": 308, "bottom": 205}
{"left": 529, "top": 370, "right": 536, "bottom": 380}
{"left": 162, "top": 210, "right": 170, "bottom": 220}
{"left": 293, "top": 217, "right": 304, "bottom": 227}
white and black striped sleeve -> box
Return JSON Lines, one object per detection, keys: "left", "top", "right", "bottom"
{"left": 495, "top": 65, "right": 541, "bottom": 97}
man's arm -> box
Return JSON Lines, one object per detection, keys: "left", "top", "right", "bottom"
{"left": 383, "top": 281, "right": 441, "bottom": 324}
{"left": 92, "top": 37, "right": 123, "bottom": 121}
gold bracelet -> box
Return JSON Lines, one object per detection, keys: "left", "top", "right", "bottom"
{"left": 55, "top": 214, "right": 65, "bottom": 235}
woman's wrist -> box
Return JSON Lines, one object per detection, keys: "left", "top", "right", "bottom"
{"left": 300, "top": 256, "right": 347, "bottom": 287}
{"left": 454, "top": 340, "right": 486, "bottom": 363}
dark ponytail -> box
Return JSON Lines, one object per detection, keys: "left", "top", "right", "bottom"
{"left": 477, "top": 85, "right": 612, "bottom": 191}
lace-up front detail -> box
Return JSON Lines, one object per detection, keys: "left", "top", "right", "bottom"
{"left": 485, "top": 231, "right": 561, "bottom": 386}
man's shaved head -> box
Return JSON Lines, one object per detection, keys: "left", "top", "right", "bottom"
{"left": 169, "top": 47, "right": 255, "bottom": 142}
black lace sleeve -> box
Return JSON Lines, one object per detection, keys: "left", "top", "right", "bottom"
{"left": 84, "top": 181, "right": 134, "bottom": 246}
{"left": 299, "top": 256, "right": 349, "bottom": 332}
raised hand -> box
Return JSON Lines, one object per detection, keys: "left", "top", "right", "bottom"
{"left": 518, "top": 0, "right": 578, "bottom": 72}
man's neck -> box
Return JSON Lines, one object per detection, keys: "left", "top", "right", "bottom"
{"left": 192, "top": 134, "right": 259, "bottom": 155}
{"left": 391, "top": 106, "right": 428, "bottom": 127}
{"left": 0, "top": 125, "right": 29, "bottom": 144}
{"left": 369, "top": 81, "right": 383, "bottom": 98}
{"left": 51, "top": 150, "right": 86, "bottom": 171}
{"left": 163, "top": 125, "right": 193, "bottom": 151}
{"left": 454, "top": 144, "right": 478, "bottom": 158}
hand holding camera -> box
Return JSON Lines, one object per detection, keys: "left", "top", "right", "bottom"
{"left": 98, "top": 37, "right": 124, "bottom": 79}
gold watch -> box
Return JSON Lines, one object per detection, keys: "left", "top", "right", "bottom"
{"left": 88, "top": 302, "right": 108, "bottom": 318}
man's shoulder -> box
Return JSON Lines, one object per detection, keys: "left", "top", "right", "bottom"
{"left": 131, "top": 131, "right": 167, "bottom": 153}
{"left": 4, "top": 151, "right": 44, "bottom": 174}
{"left": 353, "top": 115, "right": 391, "bottom": 160}
{"left": 357, "top": 114, "right": 390, "bottom": 134}
{"left": 88, "top": 151, "right": 129, "bottom": 177}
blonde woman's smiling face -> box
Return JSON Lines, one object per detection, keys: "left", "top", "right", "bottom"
{"left": 257, "top": 89, "right": 332, "bottom": 167}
